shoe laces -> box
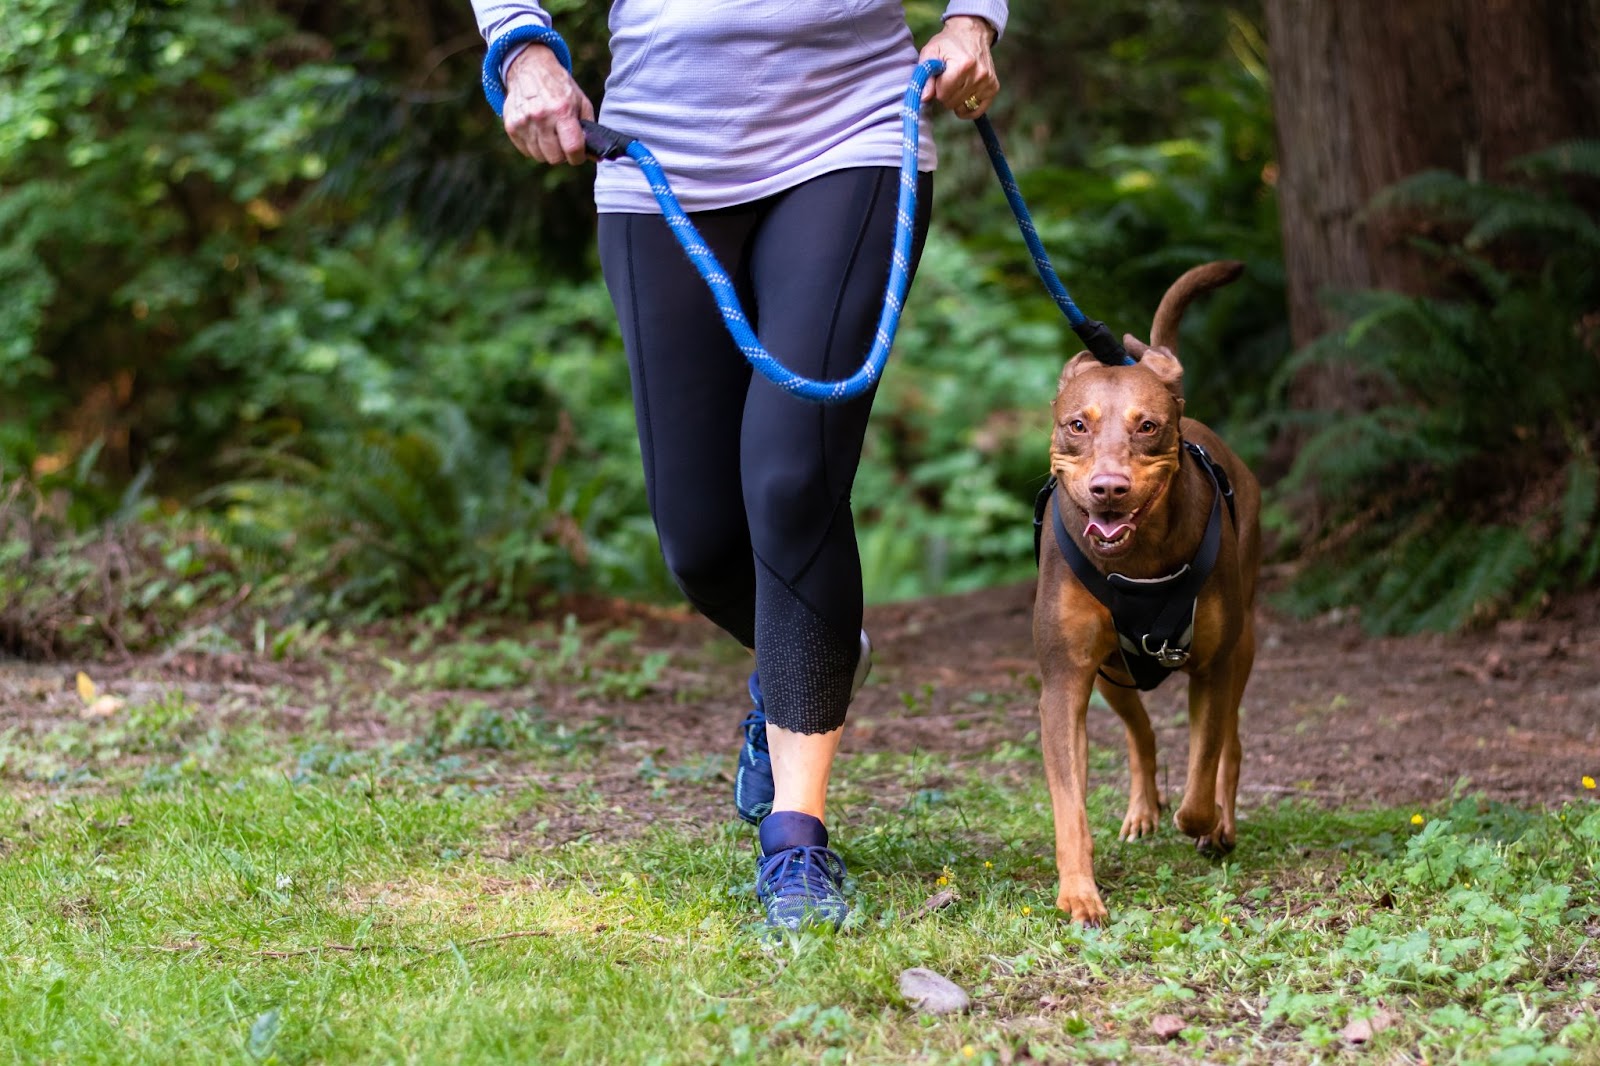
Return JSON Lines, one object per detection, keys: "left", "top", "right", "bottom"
{"left": 756, "top": 845, "right": 846, "bottom": 902}
{"left": 739, "top": 709, "right": 768, "bottom": 751}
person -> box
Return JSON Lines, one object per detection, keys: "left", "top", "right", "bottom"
{"left": 472, "top": 0, "right": 1005, "bottom": 930}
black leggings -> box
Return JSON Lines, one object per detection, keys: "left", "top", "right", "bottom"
{"left": 598, "top": 166, "right": 933, "bottom": 734}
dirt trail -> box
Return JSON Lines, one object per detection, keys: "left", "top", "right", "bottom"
{"left": 3, "top": 583, "right": 1597, "bottom": 819}
{"left": 525, "top": 580, "right": 1600, "bottom": 822}
{"left": 856, "top": 582, "right": 1600, "bottom": 807}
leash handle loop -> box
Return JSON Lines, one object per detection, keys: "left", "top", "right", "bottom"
{"left": 482, "top": 25, "right": 573, "bottom": 113}
{"left": 479, "top": 26, "right": 636, "bottom": 160}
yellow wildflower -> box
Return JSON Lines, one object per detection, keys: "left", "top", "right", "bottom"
{"left": 1021, "top": 906, "right": 1032, "bottom": 916}
{"left": 1410, "top": 813, "right": 1424, "bottom": 826}
{"left": 1584, "top": 776, "right": 1596, "bottom": 790}
{"left": 962, "top": 1047, "right": 976, "bottom": 1060}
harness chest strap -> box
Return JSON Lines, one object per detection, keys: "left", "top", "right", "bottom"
{"left": 1033, "top": 442, "right": 1236, "bottom": 691}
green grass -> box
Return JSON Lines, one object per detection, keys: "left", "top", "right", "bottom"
{"left": 1, "top": 677, "right": 1597, "bottom": 1064}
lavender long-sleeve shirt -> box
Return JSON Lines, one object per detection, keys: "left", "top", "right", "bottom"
{"left": 472, "top": 1, "right": 1008, "bottom": 213}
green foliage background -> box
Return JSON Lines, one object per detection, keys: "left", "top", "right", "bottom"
{"left": 2, "top": 0, "right": 1595, "bottom": 648}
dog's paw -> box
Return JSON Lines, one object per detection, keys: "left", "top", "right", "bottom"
{"left": 1118, "top": 799, "right": 1161, "bottom": 841}
{"left": 1174, "top": 802, "right": 1221, "bottom": 841}
{"left": 1196, "top": 828, "right": 1237, "bottom": 858}
{"left": 1056, "top": 878, "right": 1109, "bottom": 926}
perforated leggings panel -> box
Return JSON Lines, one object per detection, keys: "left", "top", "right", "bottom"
{"left": 598, "top": 167, "right": 933, "bottom": 734}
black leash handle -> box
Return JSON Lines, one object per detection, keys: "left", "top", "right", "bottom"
{"left": 580, "top": 120, "right": 636, "bottom": 161}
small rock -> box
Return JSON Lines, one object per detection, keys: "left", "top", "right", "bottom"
{"left": 1341, "top": 1018, "right": 1375, "bottom": 1045}
{"left": 1341, "top": 1009, "right": 1396, "bottom": 1046}
{"left": 910, "top": 887, "right": 959, "bottom": 921}
{"left": 898, "top": 967, "right": 970, "bottom": 1015}
{"left": 1151, "top": 1014, "right": 1187, "bottom": 1041}
{"left": 81, "top": 695, "right": 125, "bottom": 719}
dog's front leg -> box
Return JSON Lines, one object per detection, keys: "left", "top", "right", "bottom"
{"left": 1038, "top": 667, "right": 1106, "bottom": 924}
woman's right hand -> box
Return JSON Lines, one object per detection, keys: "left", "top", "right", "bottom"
{"left": 502, "top": 44, "right": 597, "bottom": 165}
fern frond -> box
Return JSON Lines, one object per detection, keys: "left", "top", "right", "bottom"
{"left": 1366, "top": 170, "right": 1518, "bottom": 223}
{"left": 1410, "top": 525, "right": 1536, "bottom": 633}
{"left": 1557, "top": 445, "right": 1599, "bottom": 565}
{"left": 1284, "top": 406, "right": 1438, "bottom": 498}
{"left": 1466, "top": 200, "right": 1600, "bottom": 254}
{"left": 1508, "top": 140, "right": 1600, "bottom": 179}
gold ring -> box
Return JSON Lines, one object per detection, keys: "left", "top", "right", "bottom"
{"left": 963, "top": 94, "right": 982, "bottom": 111}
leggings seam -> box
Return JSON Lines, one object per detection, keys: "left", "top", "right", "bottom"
{"left": 815, "top": 168, "right": 888, "bottom": 503}
{"left": 754, "top": 548, "right": 845, "bottom": 641}
{"left": 622, "top": 217, "right": 658, "bottom": 517}
{"left": 783, "top": 169, "right": 888, "bottom": 592}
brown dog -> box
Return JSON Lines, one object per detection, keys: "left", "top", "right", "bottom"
{"left": 1032, "top": 261, "right": 1262, "bottom": 924}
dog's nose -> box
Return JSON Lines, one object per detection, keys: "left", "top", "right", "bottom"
{"left": 1089, "top": 473, "right": 1131, "bottom": 502}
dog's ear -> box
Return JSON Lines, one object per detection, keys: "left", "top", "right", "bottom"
{"left": 1123, "top": 335, "right": 1150, "bottom": 359}
{"left": 1056, "top": 351, "right": 1101, "bottom": 392}
{"left": 1139, "top": 346, "right": 1185, "bottom": 403}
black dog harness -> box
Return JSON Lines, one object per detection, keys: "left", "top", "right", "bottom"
{"left": 1032, "top": 442, "right": 1237, "bottom": 690}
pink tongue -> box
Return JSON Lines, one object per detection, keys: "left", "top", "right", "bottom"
{"left": 1085, "top": 519, "right": 1134, "bottom": 541}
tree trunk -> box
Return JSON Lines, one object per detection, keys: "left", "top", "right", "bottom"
{"left": 1266, "top": 0, "right": 1600, "bottom": 353}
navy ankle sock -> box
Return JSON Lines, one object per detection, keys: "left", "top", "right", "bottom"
{"left": 759, "top": 811, "right": 828, "bottom": 856}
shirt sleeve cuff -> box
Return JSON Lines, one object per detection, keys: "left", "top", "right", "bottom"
{"left": 942, "top": 1, "right": 1008, "bottom": 41}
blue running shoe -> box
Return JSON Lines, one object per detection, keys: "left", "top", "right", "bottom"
{"left": 734, "top": 672, "right": 772, "bottom": 826}
{"left": 756, "top": 844, "right": 849, "bottom": 931}
{"left": 733, "top": 632, "right": 873, "bottom": 825}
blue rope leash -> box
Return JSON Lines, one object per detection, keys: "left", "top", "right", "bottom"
{"left": 482, "top": 26, "right": 1129, "bottom": 406}
{"left": 972, "top": 118, "right": 1133, "bottom": 366}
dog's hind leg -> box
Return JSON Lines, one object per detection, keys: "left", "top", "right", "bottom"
{"left": 1202, "top": 619, "right": 1255, "bottom": 855}
{"left": 1095, "top": 677, "right": 1162, "bottom": 842}
{"left": 1174, "top": 667, "right": 1233, "bottom": 844}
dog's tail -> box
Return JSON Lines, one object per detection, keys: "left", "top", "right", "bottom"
{"left": 1150, "top": 260, "right": 1245, "bottom": 355}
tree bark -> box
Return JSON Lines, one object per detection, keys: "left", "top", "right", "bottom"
{"left": 1266, "top": 0, "right": 1600, "bottom": 352}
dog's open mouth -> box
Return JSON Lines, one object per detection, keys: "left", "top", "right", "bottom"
{"left": 1083, "top": 512, "right": 1139, "bottom": 555}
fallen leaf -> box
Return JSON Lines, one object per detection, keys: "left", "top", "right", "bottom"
{"left": 1151, "top": 1014, "right": 1186, "bottom": 1040}
{"left": 76, "top": 671, "right": 96, "bottom": 704}
{"left": 898, "top": 967, "right": 970, "bottom": 1015}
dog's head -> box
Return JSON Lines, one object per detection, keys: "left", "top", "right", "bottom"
{"left": 1050, "top": 344, "right": 1184, "bottom": 558}
{"left": 1048, "top": 261, "right": 1243, "bottom": 559}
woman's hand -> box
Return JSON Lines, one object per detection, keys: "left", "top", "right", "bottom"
{"left": 918, "top": 15, "right": 1000, "bottom": 120}
{"left": 502, "top": 44, "right": 597, "bottom": 165}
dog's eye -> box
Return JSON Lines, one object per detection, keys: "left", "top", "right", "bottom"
{"left": 1067, "top": 419, "right": 1088, "bottom": 434}
{"left": 1138, "top": 420, "right": 1159, "bottom": 434}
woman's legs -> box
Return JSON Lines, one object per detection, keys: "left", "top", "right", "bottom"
{"left": 599, "top": 167, "right": 933, "bottom": 924}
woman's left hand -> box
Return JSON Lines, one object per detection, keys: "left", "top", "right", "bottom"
{"left": 919, "top": 16, "right": 1000, "bottom": 120}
